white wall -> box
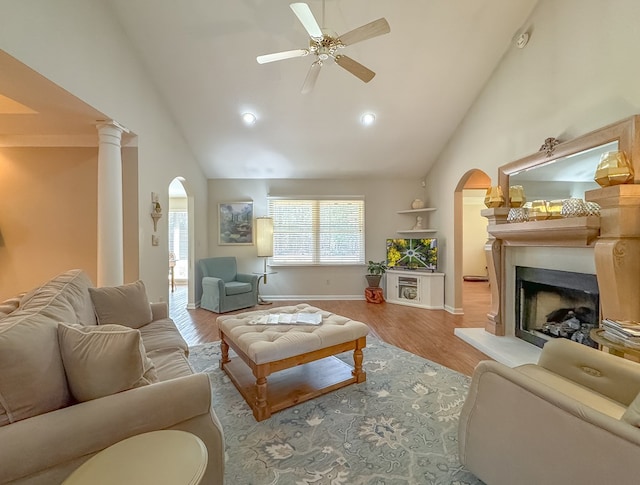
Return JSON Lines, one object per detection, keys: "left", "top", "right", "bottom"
{"left": 425, "top": 0, "right": 640, "bottom": 312}
{"left": 0, "top": 0, "right": 209, "bottom": 303}
{"left": 206, "top": 178, "right": 427, "bottom": 300}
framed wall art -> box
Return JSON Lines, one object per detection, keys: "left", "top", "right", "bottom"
{"left": 218, "top": 201, "right": 254, "bottom": 245}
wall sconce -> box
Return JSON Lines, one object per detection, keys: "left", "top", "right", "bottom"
{"left": 151, "top": 192, "right": 162, "bottom": 232}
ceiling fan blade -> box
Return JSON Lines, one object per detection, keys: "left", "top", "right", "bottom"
{"left": 290, "top": 3, "right": 323, "bottom": 39}
{"left": 256, "top": 49, "right": 309, "bottom": 64}
{"left": 335, "top": 55, "right": 375, "bottom": 83}
{"left": 338, "top": 18, "right": 390, "bottom": 46}
{"left": 301, "top": 61, "right": 322, "bottom": 94}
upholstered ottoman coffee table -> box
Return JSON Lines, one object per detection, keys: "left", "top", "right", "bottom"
{"left": 217, "top": 304, "right": 369, "bottom": 421}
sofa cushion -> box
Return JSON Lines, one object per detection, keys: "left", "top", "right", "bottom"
{"left": 622, "top": 391, "right": 640, "bottom": 426}
{"left": 89, "top": 280, "right": 153, "bottom": 329}
{"left": 58, "top": 323, "right": 158, "bottom": 402}
{"left": 0, "top": 295, "right": 23, "bottom": 319}
{"left": 147, "top": 348, "right": 195, "bottom": 381}
{"left": 225, "top": 281, "right": 252, "bottom": 296}
{"left": 517, "top": 364, "right": 627, "bottom": 419}
{"left": 138, "top": 318, "right": 189, "bottom": 353}
{"left": 20, "top": 269, "right": 97, "bottom": 326}
{"left": 0, "top": 313, "right": 72, "bottom": 426}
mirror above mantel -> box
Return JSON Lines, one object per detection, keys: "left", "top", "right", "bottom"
{"left": 498, "top": 115, "right": 640, "bottom": 202}
{"left": 508, "top": 141, "right": 615, "bottom": 201}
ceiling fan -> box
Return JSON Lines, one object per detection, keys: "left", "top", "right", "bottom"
{"left": 256, "top": 2, "right": 390, "bottom": 94}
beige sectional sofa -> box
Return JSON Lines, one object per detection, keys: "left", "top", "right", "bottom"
{"left": 0, "top": 269, "right": 224, "bottom": 484}
{"left": 459, "top": 338, "right": 640, "bottom": 485}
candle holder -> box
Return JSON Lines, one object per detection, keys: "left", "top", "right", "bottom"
{"left": 547, "top": 199, "right": 565, "bottom": 219}
{"left": 528, "top": 200, "right": 550, "bottom": 221}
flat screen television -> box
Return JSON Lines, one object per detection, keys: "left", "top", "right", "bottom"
{"left": 386, "top": 238, "right": 438, "bottom": 272}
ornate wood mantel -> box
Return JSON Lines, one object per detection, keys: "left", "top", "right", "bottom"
{"left": 587, "top": 184, "right": 640, "bottom": 322}
{"left": 482, "top": 115, "right": 640, "bottom": 337}
{"left": 488, "top": 216, "right": 601, "bottom": 247}
{"left": 484, "top": 186, "right": 640, "bottom": 336}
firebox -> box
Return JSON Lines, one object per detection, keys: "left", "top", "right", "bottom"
{"left": 515, "top": 266, "right": 599, "bottom": 348}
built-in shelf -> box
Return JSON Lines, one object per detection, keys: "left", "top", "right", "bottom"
{"left": 488, "top": 215, "right": 600, "bottom": 247}
{"left": 397, "top": 229, "right": 438, "bottom": 234}
{"left": 396, "top": 208, "right": 436, "bottom": 214}
{"left": 397, "top": 207, "right": 437, "bottom": 234}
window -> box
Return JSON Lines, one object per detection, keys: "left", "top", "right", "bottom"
{"left": 168, "top": 210, "right": 189, "bottom": 279}
{"left": 268, "top": 197, "right": 365, "bottom": 265}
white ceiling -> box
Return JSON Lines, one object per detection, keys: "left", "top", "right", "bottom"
{"left": 1, "top": 0, "right": 539, "bottom": 180}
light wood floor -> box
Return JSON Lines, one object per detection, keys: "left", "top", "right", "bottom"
{"left": 169, "top": 282, "right": 492, "bottom": 376}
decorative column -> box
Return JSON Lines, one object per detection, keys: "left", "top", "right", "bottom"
{"left": 587, "top": 185, "right": 640, "bottom": 322}
{"left": 481, "top": 208, "right": 510, "bottom": 335}
{"left": 96, "top": 121, "right": 129, "bottom": 287}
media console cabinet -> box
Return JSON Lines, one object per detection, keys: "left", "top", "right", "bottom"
{"left": 386, "top": 269, "right": 444, "bottom": 309}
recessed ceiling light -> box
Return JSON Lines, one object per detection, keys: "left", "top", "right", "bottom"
{"left": 242, "top": 112, "right": 257, "bottom": 125}
{"left": 361, "top": 112, "right": 376, "bottom": 126}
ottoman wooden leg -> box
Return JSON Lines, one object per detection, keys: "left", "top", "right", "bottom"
{"left": 219, "top": 335, "right": 230, "bottom": 370}
{"left": 254, "top": 374, "right": 271, "bottom": 421}
{"left": 352, "top": 337, "right": 367, "bottom": 383}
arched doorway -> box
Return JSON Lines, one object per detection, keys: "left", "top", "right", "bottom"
{"left": 453, "top": 169, "right": 492, "bottom": 315}
{"left": 168, "top": 177, "right": 195, "bottom": 310}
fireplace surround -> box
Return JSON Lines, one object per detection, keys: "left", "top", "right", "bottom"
{"left": 478, "top": 116, "right": 640, "bottom": 359}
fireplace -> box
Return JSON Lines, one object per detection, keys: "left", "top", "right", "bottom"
{"left": 515, "top": 266, "right": 599, "bottom": 348}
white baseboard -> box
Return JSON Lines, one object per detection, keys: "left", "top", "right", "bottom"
{"left": 445, "top": 304, "right": 464, "bottom": 315}
{"left": 263, "top": 295, "right": 366, "bottom": 301}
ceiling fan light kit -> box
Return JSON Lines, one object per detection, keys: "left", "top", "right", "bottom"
{"left": 257, "top": 2, "right": 390, "bottom": 94}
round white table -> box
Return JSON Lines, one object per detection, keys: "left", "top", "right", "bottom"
{"left": 62, "top": 430, "right": 208, "bottom": 485}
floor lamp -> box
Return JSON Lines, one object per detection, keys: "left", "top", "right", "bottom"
{"left": 255, "top": 217, "right": 274, "bottom": 304}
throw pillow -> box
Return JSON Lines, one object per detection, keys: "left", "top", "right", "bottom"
{"left": 58, "top": 322, "right": 158, "bottom": 402}
{"left": 0, "top": 313, "right": 72, "bottom": 426}
{"left": 622, "top": 391, "right": 640, "bottom": 427}
{"left": 89, "top": 280, "right": 153, "bottom": 329}
{"left": 0, "top": 294, "right": 25, "bottom": 319}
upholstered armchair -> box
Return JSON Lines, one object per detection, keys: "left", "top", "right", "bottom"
{"left": 459, "top": 338, "right": 640, "bottom": 485}
{"left": 199, "top": 257, "right": 258, "bottom": 313}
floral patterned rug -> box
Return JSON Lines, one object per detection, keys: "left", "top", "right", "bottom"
{"left": 188, "top": 337, "right": 483, "bottom": 485}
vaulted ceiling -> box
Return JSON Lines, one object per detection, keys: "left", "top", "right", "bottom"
{"left": 1, "top": 0, "right": 539, "bottom": 180}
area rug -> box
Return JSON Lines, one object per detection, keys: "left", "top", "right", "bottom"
{"left": 188, "top": 338, "right": 483, "bottom": 485}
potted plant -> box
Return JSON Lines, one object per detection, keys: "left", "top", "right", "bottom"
{"left": 366, "top": 260, "right": 388, "bottom": 288}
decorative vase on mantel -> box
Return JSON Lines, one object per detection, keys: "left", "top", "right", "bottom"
{"left": 484, "top": 186, "right": 505, "bottom": 208}
{"left": 594, "top": 151, "right": 634, "bottom": 187}
{"left": 509, "top": 185, "right": 526, "bottom": 208}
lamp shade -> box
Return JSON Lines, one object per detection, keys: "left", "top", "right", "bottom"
{"left": 256, "top": 217, "right": 273, "bottom": 257}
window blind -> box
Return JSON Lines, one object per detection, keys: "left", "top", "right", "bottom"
{"left": 268, "top": 198, "right": 365, "bottom": 265}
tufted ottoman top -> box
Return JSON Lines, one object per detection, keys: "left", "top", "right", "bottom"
{"left": 217, "top": 304, "right": 369, "bottom": 364}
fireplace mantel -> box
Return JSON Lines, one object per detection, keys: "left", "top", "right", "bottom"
{"left": 483, "top": 185, "right": 640, "bottom": 338}
{"left": 487, "top": 215, "right": 600, "bottom": 247}
{"left": 480, "top": 115, "right": 640, "bottom": 340}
